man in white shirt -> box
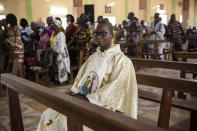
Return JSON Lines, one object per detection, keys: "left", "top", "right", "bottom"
{"left": 149, "top": 13, "right": 166, "bottom": 60}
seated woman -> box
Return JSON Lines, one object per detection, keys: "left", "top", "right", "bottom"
{"left": 37, "top": 20, "right": 138, "bottom": 131}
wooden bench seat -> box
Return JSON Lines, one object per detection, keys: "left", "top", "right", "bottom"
{"left": 139, "top": 90, "right": 197, "bottom": 111}
{"left": 174, "top": 52, "right": 197, "bottom": 96}
{"left": 69, "top": 65, "right": 80, "bottom": 84}
{"left": 27, "top": 67, "right": 50, "bottom": 85}
{"left": 131, "top": 58, "right": 197, "bottom": 130}
{"left": 1, "top": 73, "right": 165, "bottom": 131}
{"left": 136, "top": 73, "right": 197, "bottom": 130}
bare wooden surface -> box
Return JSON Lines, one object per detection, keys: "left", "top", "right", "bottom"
{"left": 131, "top": 58, "right": 197, "bottom": 72}
{"left": 158, "top": 89, "right": 173, "bottom": 129}
{"left": 115, "top": 40, "right": 167, "bottom": 45}
{"left": 79, "top": 50, "right": 84, "bottom": 67}
{"left": 8, "top": 88, "right": 24, "bottom": 131}
{"left": 139, "top": 90, "right": 197, "bottom": 111}
{"left": 136, "top": 73, "right": 197, "bottom": 93}
{"left": 68, "top": 46, "right": 84, "bottom": 51}
{"left": 1, "top": 73, "right": 165, "bottom": 131}
{"left": 175, "top": 52, "right": 197, "bottom": 59}
{"left": 67, "top": 116, "right": 83, "bottom": 131}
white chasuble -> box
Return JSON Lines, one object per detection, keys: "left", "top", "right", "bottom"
{"left": 37, "top": 44, "right": 138, "bottom": 131}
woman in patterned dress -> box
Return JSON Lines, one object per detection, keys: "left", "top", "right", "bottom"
{"left": 75, "top": 14, "right": 95, "bottom": 61}
{"left": 5, "top": 14, "right": 25, "bottom": 77}
{"left": 50, "top": 19, "right": 70, "bottom": 84}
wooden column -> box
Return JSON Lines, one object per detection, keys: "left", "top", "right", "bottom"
{"left": 8, "top": 88, "right": 24, "bottom": 131}
{"left": 139, "top": 0, "right": 147, "bottom": 22}
{"left": 158, "top": 89, "right": 173, "bottom": 129}
{"left": 74, "top": 0, "right": 84, "bottom": 18}
{"left": 182, "top": 0, "right": 190, "bottom": 29}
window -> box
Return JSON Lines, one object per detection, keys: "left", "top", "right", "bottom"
{"left": 0, "top": 15, "right": 5, "bottom": 20}
{"left": 103, "top": 16, "right": 116, "bottom": 25}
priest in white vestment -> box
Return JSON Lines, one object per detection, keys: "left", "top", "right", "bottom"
{"left": 37, "top": 20, "right": 138, "bottom": 131}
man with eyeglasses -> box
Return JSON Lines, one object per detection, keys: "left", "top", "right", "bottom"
{"left": 37, "top": 20, "right": 138, "bottom": 131}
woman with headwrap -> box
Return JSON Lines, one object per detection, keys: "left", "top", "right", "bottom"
{"left": 46, "top": 16, "right": 53, "bottom": 30}
{"left": 34, "top": 21, "right": 52, "bottom": 65}
{"left": 75, "top": 14, "right": 95, "bottom": 61}
{"left": 50, "top": 19, "right": 70, "bottom": 84}
{"left": 5, "top": 14, "right": 25, "bottom": 77}
{"left": 31, "top": 21, "right": 40, "bottom": 54}
{"left": 38, "top": 21, "right": 52, "bottom": 50}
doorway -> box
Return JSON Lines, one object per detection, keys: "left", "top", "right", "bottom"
{"left": 84, "top": 5, "right": 95, "bottom": 24}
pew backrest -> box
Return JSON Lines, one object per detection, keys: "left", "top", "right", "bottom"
{"left": 0, "top": 73, "right": 165, "bottom": 131}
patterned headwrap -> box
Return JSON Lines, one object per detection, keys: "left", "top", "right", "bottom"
{"left": 46, "top": 16, "right": 53, "bottom": 21}
{"left": 37, "top": 21, "right": 45, "bottom": 28}
{"left": 53, "top": 19, "right": 61, "bottom": 28}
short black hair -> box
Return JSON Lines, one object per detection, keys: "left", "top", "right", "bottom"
{"left": 66, "top": 14, "right": 75, "bottom": 24}
{"left": 20, "top": 18, "right": 28, "bottom": 27}
{"left": 97, "top": 20, "right": 113, "bottom": 35}
{"left": 6, "top": 14, "right": 17, "bottom": 26}
{"left": 80, "top": 13, "right": 89, "bottom": 23}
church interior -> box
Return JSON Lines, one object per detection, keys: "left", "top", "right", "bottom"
{"left": 0, "top": 0, "right": 197, "bottom": 131}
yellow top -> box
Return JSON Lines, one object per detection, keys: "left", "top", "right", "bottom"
{"left": 50, "top": 33, "right": 55, "bottom": 46}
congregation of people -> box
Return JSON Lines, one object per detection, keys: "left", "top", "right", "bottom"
{"left": 1, "top": 12, "right": 197, "bottom": 84}
{"left": 0, "top": 10, "right": 197, "bottom": 131}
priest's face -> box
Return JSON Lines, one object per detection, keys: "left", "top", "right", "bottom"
{"left": 95, "top": 24, "right": 113, "bottom": 51}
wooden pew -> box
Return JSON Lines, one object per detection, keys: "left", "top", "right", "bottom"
{"left": 174, "top": 52, "right": 197, "bottom": 96}
{"left": 131, "top": 58, "right": 197, "bottom": 130}
{"left": 136, "top": 73, "right": 197, "bottom": 130}
{"left": 0, "top": 73, "right": 165, "bottom": 131}
{"left": 174, "top": 52, "right": 197, "bottom": 60}
{"left": 0, "top": 62, "right": 2, "bottom": 90}
{"left": 115, "top": 40, "right": 173, "bottom": 60}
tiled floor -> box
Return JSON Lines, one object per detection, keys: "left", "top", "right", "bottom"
{"left": 0, "top": 66, "right": 196, "bottom": 131}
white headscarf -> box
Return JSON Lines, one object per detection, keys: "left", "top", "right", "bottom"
{"left": 53, "top": 19, "right": 61, "bottom": 28}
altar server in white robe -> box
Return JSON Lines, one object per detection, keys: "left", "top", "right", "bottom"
{"left": 37, "top": 20, "right": 138, "bottom": 131}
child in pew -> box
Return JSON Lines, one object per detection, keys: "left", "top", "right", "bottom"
{"left": 37, "top": 20, "right": 138, "bottom": 131}
{"left": 141, "top": 27, "right": 155, "bottom": 59}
